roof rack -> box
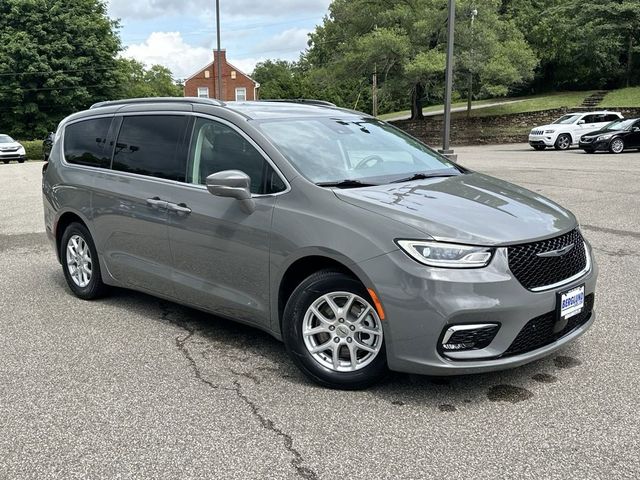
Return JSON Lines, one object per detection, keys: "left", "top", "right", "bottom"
{"left": 260, "top": 99, "right": 337, "bottom": 107}
{"left": 90, "top": 97, "right": 225, "bottom": 109}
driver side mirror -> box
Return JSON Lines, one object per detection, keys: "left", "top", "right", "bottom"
{"left": 577, "top": 120, "right": 585, "bottom": 125}
{"left": 633, "top": 127, "right": 640, "bottom": 132}
{"left": 205, "top": 170, "right": 255, "bottom": 213}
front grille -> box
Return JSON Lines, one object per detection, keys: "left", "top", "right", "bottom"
{"left": 442, "top": 325, "right": 500, "bottom": 352}
{"left": 503, "top": 294, "right": 594, "bottom": 357}
{"left": 531, "top": 130, "right": 544, "bottom": 135}
{"left": 507, "top": 229, "right": 588, "bottom": 290}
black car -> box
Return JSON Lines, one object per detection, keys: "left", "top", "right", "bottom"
{"left": 43, "top": 132, "right": 54, "bottom": 161}
{"left": 579, "top": 118, "right": 640, "bottom": 153}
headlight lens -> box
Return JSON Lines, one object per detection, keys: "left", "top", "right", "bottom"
{"left": 596, "top": 134, "right": 613, "bottom": 141}
{"left": 396, "top": 240, "right": 494, "bottom": 268}
{"left": 544, "top": 130, "right": 556, "bottom": 134}
{"left": 18, "top": 147, "right": 26, "bottom": 154}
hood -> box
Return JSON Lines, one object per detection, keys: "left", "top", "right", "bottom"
{"left": 582, "top": 129, "right": 626, "bottom": 138}
{"left": 531, "top": 124, "right": 557, "bottom": 131}
{"left": 334, "top": 173, "right": 577, "bottom": 246}
{"left": 0, "top": 142, "right": 22, "bottom": 150}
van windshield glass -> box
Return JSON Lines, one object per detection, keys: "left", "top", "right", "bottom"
{"left": 254, "top": 117, "right": 461, "bottom": 185}
{"left": 0, "top": 135, "right": 15, "bottom": 143}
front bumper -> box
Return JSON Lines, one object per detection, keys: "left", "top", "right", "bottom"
{"left": 579, "top": 139, "right": 608, "bottom": 151}
{"left": 358, "top": 244, "right": 598, "bottom": 376}
{"left": 528, "top": 134, "right": 555, "bottom": 147}
{"left": 0, "top": 152, "right": 26, "bottom": 161}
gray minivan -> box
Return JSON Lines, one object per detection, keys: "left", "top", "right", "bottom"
{"left": 43, "top": 98, "right": 597, "bottom": 389}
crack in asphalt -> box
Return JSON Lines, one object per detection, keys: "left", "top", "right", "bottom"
{"left": 158, "top": 301, "right": 319, "bottom": 480}
{"left": 581, "top": 224, "right": 640, "bottom": 241}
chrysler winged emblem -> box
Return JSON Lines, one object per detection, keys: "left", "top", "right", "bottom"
{"left": 536, "top": 243, "right": 575, "bottom": 258}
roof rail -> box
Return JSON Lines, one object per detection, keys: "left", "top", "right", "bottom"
{"left": 90, "top": 97, "right": 225, "bottom": 109}
{"left": 261, "top": 99, "right": 337, "bottom": 107}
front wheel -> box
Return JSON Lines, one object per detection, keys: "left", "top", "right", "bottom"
{"left": 609, "top": 138, "right": 624, "bottom": 154}
{"left": 583, "top": 148, "right": 595, "bottom": 154}
{"left": 554, "top": 134, "right": 571, "bottom": 150}
{"left": 532, "top": 145, "right": 546, "bottom": 151}
{"left": 2, "top": 160, "right": 9, "bottom": 164}
{"left": 60, "top": 222, "right": 109, "bottom": 300}
{"left": 18, "top": 159, "right": 25, "bottom": 163}
{"left": 283, "top": 270, "right": 387, "bottom": 389}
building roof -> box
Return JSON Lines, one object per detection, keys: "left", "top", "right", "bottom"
{"left": 184, "top": 60, "right": 259, "bottom": 86}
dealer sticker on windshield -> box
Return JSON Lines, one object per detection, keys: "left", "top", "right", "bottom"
{"left": 559, "top": 285, "right": 585, "bottom": 320}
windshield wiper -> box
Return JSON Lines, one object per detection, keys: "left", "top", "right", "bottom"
{"left": 391, "top": 172, "right": 460, "bottom": 184}
{"left": 316, "top": 179, "right": 377, "bottom": 188}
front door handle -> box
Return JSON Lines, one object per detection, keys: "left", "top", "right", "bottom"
{"left": 146, "top": 197, "right": 169, "bottom": 209}
{"left": 167, "top": 202, "right": 192, "bottom": 215}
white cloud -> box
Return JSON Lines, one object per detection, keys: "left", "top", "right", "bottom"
{"left": 255, "top": 27, "right": 310, "bottom": 55}
{"left": 123, "top": 32, "right": 212, "bottom": 79}
{"left": 108, "top": 0, "right": 331, "bottom": 20}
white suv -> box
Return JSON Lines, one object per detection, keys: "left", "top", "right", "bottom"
{"left": 529, "top": 111, "right": 623, "bottom": 150}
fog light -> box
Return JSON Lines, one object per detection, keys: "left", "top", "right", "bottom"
{"left": 441, "top": 324, "right": 500, "bottom": 353}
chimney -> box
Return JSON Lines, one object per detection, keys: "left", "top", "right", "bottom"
{"left": 213, "top": 49, "right": 226, "bottom": 100}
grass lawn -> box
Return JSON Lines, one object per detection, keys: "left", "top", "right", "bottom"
{"left": 600, "top": 87, "right": 640, "bottom": 107}
{"left": 461, "top": 91, "right": 596, "bottom": 118}
{"left": 378, "top": 98, "right": 499, "bottom": 120}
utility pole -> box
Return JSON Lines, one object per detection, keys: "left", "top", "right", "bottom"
{"left": 215, "top": 0, "right": 222, "bottom": 100}
{"left": 439, "top": 0, "right": 457, "bottom": 162}
{"left": 372, "top": 64, "right": 378, "bottom": 117}
{"left": 467, "top": 8, "right": 478, "bottom": 118}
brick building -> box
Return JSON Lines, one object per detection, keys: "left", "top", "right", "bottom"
{"left": 183, "top": 49, "right": 259, "bottom": 102}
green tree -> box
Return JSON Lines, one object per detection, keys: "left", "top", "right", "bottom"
{"left": 115, "top": 59, "right": 183, "bottom": 99}
{"left": 0, "top": 0, "right": 121, "bottom": 138}
{"left": 251, "top": 60, "right": 304, "bottom": 99}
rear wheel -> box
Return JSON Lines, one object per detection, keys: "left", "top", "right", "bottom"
{"left": 609, "top": 138, "right": 624, "bottom": 154}
{"left": 283, "top": 270, "right": 387, "bottom": 389}
{"left": 60, "top": 222, "right": 108, "bottom": 299}
{"left": 554, "top": 134, "right": 571, "bottom": 150}
{"left": 533, "top": 145, "right": 546, "bottom": 151}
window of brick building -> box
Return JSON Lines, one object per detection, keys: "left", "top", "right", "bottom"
{"left": 197, "top": 87, "right": 209, "bottom": 98}
{"left": 235, "top": 87, "right": 246, "bottom": 102}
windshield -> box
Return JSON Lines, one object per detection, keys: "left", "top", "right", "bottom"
{"left": 0, "top": 135, "right": 15, "bottom": 143}
{"left": 552, "top": 114, "right": 581, "bottom": 125}
{"left": 254, "top": 117, "right": 461, "bottom": 185}
{"left": 601, "top": 119, "right": 635, "bottom": 131}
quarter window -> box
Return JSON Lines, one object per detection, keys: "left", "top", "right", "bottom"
{"left": 64, "top": 118, "right": 112, "bottom": 168}
{"left": 605, "top": 114, "right": 621, "bottom": 122}
{"left": 187, "top": 117, "right": 285, "bottom": 194}
{"left": 112, "top": 115, "right": 189, "bottom": 182}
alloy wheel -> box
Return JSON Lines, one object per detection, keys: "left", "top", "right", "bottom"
{"left": 557, "top": 135, "right": 570, "bottom": 150}
{"left": 66, "top": 234, "right": 92, "bottom": 288}
{"left": 610, "top": 138, "right": 624, "bottom": 153}
{"left": 302, "top": 292, "right": 383, "bottom": 372}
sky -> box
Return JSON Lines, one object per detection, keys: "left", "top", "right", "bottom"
{"left": 107, "top": 0, "right": 332, "bottom": 79}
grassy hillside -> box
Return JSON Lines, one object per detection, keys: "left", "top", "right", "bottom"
{"left": 600, "top": 87, "right": 640, "bottom": 107}
{"left": 463, "top": 91, "right": 596, "bottom": 117}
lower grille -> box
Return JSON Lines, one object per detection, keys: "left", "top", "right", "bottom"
{"left": 507, "top": 229, "right": 588, "bottom": 290}
{"left": 503, "top": 294, "right": 594, "bottom": 357}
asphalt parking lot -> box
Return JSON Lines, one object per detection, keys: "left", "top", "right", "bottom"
{"left": 1, "top": 144, "right": 638, "bottom": 479}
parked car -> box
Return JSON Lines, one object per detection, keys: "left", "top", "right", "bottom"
{"left": 579, "top": 118, "right": 640, "bottom": 154}
{"left": 0, "top": 134, "right": 26, "bottom": 163}
{"left": 529, "top": 111, "right": 623, "bottom": 150}
{"left": 43, "top": 98, "right": 598, "bottom": 389}
{"left": 43, "top": 132, "right": 55, "bottom": 161}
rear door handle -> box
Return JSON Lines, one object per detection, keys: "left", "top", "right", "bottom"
{"left": 146, "top": 197, "right": 169, "bottom": 209}
{"left": 167, "top": 202, "right": 192, "bottom": 215}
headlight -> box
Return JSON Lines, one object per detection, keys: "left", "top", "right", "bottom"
{"left": 17, "top": 147, "right": 26, "bottom": 154}
{"left": 396, "top": 240, "right": 495, "bottom": 268}
{"left": 544, "top": 130, "right": 556, "bottom": 134}
{"left": 596, "top": 134, "right": 613, "bottom": 141}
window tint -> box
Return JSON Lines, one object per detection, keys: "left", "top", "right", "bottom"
{"left": 605, "top": 114, "right": 620, "bottom": 122}
{"left": 112, "top": 115, "right": 189, "bottom": 181}
{"left": 64, "top": 118, "right": 112, "bottom": 168}
{"left": 581, "top": 115, "right": 595, "bottom": 123}
{"left": 187, "top": 117, "right": 285, "bottom": 194}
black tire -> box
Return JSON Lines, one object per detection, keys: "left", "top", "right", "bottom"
{"left": 2, "top": 160, "right": 9, "bottom": 164}
{"left": 532, "top": 145, "right": 546, "bottom": 151}
{"left": 583, "top": 148, "right": 595, "bottom": 154}
{"left": 554, "top": 134, "right": 571, "bottom": 150}
{"left": 18, "top": 159, "right": 25, "bottom": 163}
{"left": 60, "top": 222, "right": 109, "bottom": 300}
{"left": 609, "top": 137, "right": 625, "bottom": 154}
{"left": 282, "top": 270, "right": 387, "bottom": 390}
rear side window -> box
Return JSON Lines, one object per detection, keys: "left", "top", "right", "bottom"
{"left": 605, "top": 114, "right": 621, "bottom": 122}
{"left": 64, "top": 118, "right": 112, "bottom": 168}
{"left": 112, "top": 115, "right": 189, "bottom": 181}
